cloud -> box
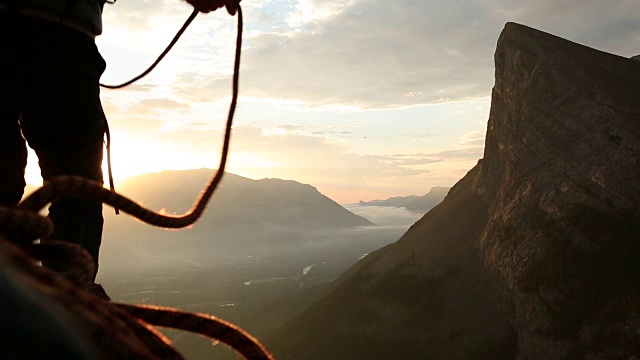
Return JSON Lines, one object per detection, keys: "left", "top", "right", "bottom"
{"left": 399, "top": 133, "right": 433, "bottom": 138}
{"left": 422, "top": 148, "right": 485, "bottom": 161}
{"left": 99, "top": 0, "right": 639, "bottom": 110}
{"left": 189, "top": 122, "right": 209, "bottom": 127}
{"left": 122, "top": 125, "right": 450, "bottom": 200}
{"left": 392, "top": 130, "right": 485, "bottom": 163}
{"left": 226, "top": 126, "right": 489, "bottom": 201}
{"left": 99, "top": 0, "right": 239, "bottom": 95}
{"left": 286, "top": 0, "right": 362, "bottom": 27}
{"left": 108, "top": 116, "right": 165, "bottom": 134}
{"left": 155, "top": 128, "right": 220, "bottom": 150}
{"left": 399, "top": 158, "right": 443, "bottom": 166}
{"left": 92, "top": 1, "right": 638, "bottom": 203}
{"left": 232, "top": 0, "right": 640, "bottom": 108}
{"left": 127, "top": 98, "right": 191, "bottom": 115}
{"left": 102, "top": 84, "right": 156, "bottom": 93}
{"left": 235, "top": 1, "right": 491, "bottom": 107}
{"left": 100, "top": 114, "right": 486, "bottom": 203}
{"left": 458, "top": 130, "right": 487, "bottom": 148}
{"left": 102, "top": 0, "right": 187, "bottom": 31}
{"left": 277, "top": 124, "right": 305, "bottom": 132}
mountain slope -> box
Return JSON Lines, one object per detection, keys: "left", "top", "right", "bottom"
{"left": 266, "top": 22, "right": 640, "bottom": 359}
{"left": 269, "top": 168, "right": 515, "bottom": 359}
{"left": 114, "top": 169, "right": 372, "bottom": 228}
{"left": 102, "top": 170, "right": 373, "bottom": 256}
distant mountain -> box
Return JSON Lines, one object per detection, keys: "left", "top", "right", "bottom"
{"left": 358, "top": 194, "right": 420, "bottom": 208}
{"left": 404, "top": 186, "right": 449, "bottom": 212}
{"left": 358, "top": 187, "right": 450, "bottom": 213}
{"left": 117, "top": 169, "right": 372, "bottom": 227}
{"left": 102, "top": 170, "right": 373, "bottom": 253}
{"left": 266, "top": 23, "right": 640, "bottom": 359}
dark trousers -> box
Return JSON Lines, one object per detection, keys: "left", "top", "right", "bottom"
{"left": 0, "top": 14, "right": 106, "bottom": 280}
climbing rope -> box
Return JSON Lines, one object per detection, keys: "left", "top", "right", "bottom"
{"left": 98, "top": 9, "right": 199, "bottom": 90}
{"left": 23, "top": 3, "right": 242, "bottom": 226}
{"left": 98, "top": 6, "right": 231, "bottom": 213}
{"left": 0, "top": 4, "right": 274, "bottom": 359}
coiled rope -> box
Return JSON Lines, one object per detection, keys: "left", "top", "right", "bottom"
{"left": 0, "top": 4, "right": 274, "bottom": 359}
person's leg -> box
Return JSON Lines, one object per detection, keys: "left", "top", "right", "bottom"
{"left": 18, "top": 18, "right": 107, "bottom": 281}
{"left": 0, "top": 13, "right": 28, "bottom": 209}
{"left": 0, "top": 115, "right": 27, "bottom": 208}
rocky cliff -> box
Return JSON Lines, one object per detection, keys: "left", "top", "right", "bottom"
{"left": 266, "top": 22, "right": 640, "bottom": 359}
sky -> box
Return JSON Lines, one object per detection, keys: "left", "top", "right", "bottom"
{"left": 24, "top": 0, "right": 640, "bottom": 204}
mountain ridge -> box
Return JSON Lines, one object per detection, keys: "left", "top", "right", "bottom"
{"left": 112, "top": 169, "right": 372, "bottom": 228}
{"left": 101, "top": 169, "right": 374, "bottom": 262}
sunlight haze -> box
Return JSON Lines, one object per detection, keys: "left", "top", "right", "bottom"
{"left": 24, "top": 0, "right": 640, "bottom": 204}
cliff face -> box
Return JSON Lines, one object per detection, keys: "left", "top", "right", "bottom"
{"left": 475, "top": 22, "right": 640, "bottom": 358}
{"left": 267, "top": 23, "right": 640, "bottom": 359}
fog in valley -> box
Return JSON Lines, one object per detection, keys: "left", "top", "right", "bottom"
{"left": 94, "top": 170, "right": 432, "bottom": 359}
{"left": 344, "top": 204, "right": 424, "bottom": 226}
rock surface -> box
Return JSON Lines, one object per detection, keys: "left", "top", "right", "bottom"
{"left": 266, "top": 22, "right": 640, "bottom": 359}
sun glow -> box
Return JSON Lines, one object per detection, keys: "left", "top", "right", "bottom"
{"left": 24, "top": 149, "right": 43, "bottom": 187}
{"left": 227, "top": 152, "right": 280, "bottom": 179}
{"left": 103, "top": 132, "right": 222, "bottom": 183}
{"left": 24, "top": 136, "right": 282, "bottom": 190}
{"left": 23, "top": 136, "right": 213, "bottom": 188}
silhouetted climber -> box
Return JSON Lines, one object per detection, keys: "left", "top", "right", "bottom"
{"left": 0, "top": 0, "right": 229, "bottom": 299}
